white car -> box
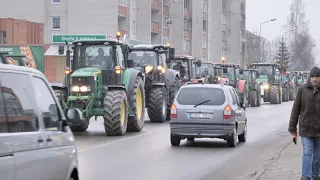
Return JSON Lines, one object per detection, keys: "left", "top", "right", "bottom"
{"left": 0, "top": 63, "right": 82, "bottom": 180}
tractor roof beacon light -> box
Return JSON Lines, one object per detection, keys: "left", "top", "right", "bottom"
{"left": 116, "top": 32, "right": 121, "bottom": 42}
{"left": 221, "top": 57, "right": 226, "bottom": 63}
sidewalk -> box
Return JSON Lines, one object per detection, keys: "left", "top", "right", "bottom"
{"left": 256, "top": 140, "right": 302, "bottom": 180}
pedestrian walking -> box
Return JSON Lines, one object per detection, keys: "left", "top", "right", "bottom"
{"left": 288, "top": 66, "right": 320, "bottom": 180}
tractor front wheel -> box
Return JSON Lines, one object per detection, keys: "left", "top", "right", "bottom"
{"left": 103, "top": 90, "right": 128, "bottom": 136}
{"left": 70, "top": 118, "right": 89, "bottom": 132}
{"left": 147, "top": 87, "right": 167, "bottom": 123}
{"left": 127, "top": 76, "right": 145, "bottom": 132}
{"left": 282, "top": 87, "right": 289, "bottom": 102}
{"left": 249, "top": 90, "right": 257, "bottom": 107}
{"left": 269, "top": 85, "right": 280, "bottom": 104}
{"left": 289, "top": 88, "right": 295, "bottom": 101}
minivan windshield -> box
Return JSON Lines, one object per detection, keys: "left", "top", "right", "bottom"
{"left": 176, "top": 87, "right": 226, "bottom": 106}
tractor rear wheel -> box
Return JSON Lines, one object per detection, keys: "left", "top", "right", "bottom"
{"left": 269, "top": 85, "right": 280, "bottom": 104}
{"left": 249, "top": 90, "right": 257, "bottom": 107}
{"left": 167, "top": 77, "right": 180, "bottom": 120}
{"left": 127, "top": 76, "right": 145, "bottom": 132}
{"left": 257, "top": 89, "right": 261, "bottom": 106}
{"left": 289, "top": 88, "right": 295, "bottom": 101}
{"left": 104, "top": 90, "right": 128, "bottom": 136}
{"left": 147, "top": 87, "right": 167, "bottom": 123}
{"left": 282, "top": 87, "right": 289, "bottom": 102}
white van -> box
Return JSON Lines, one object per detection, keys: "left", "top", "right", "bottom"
{"left": 0, "top": 64, "right": 82, "bottom": 180}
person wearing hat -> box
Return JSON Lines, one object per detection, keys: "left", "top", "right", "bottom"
{"left": 288, "top": 66, "right": 320, "bottom": 180}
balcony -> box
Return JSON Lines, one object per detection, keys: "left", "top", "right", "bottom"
{"left": 118, "top": 5, "right": 128, "bottom": 17}
{"left": 202, "top": 48, "right": 207, "bottom": 56}
{"left": 163, "top": 28, "right": 169, "bottom": 37}
{"left": 184, "top": 9, "right": 191, "bottom": 19}
{"left": 163, "top": 5, "right": 169, "bottom": 16}
{"left": 184, "top": 31, "right": 190, "bottom": 39}
{"left": 152, "top": 0, "right": 160, "bottom": 11}
{"left": 151, "top": 21, "right": 159, "bottom": 34}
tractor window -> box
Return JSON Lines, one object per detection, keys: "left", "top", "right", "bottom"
{"left": 128, "top": 51, "right": 155, "bottom": 67}
{"left": 200, "top": 64, "right": 210, "bottom": 78}
{"left": 256, "top": 66, "right": 273, "bottom": 76}
{"left": 73, "top": 44, "right": 116, "bottom": 70}
{"left": 159, "top": 53, "right": 166, "bottom": 68}
{"left": 222, "top": 67, "right": 235, "bottom": 82}
{"left": 116, "top": 45, "right": 124, "bottom": 68}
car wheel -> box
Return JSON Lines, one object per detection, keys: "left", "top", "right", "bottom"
{"left": 238, "top": 123, "right": 247, "bottom": 142}
{"left": 227, "top": 128, "right": 237, "bottom": 147}
{"left": 171, "top": 134, "right": 181, "bottom": 146}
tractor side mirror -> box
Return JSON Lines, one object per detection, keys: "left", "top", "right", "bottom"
{"left": 169, "top": 48, "right": 175, "bottom": 60}
{"left": 239, "top": 69, "right": 244, "bottom": 74}
{"left": 196, "top": 60, "right": 201, "bottom": 67}
{"left": 223, "top": 67, "right": 228, "bottom": 73}
{"left": 58, "top": 45, "right": 65, "bottom": 55}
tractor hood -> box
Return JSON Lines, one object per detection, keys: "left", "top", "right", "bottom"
{"left": 71, "top": 67, "right": 102, "bottom": 77}
{"left": 256, "top": 75, "right": 269, "bottom": 84}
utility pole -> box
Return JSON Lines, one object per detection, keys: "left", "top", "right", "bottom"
{"left": 258, "top": 19, "right": 276, "bottom": 63}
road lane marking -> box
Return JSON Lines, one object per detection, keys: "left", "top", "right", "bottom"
{"left": 78, "top": 131, "right": 153, "bottom": 153}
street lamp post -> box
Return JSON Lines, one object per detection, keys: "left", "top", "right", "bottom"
{"left": 258, "top": 19, "right": 276, "bottom": 63}
{"left": 167, "top": 0, "right": 177, "bottom": 44}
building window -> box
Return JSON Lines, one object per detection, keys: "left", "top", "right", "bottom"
{"left": 222, "top": 14, "right": 227, "bottom": 25}
{"left": 119, "top": 0, "right": 127, "bottom": 6}
{"left": 132, "top": 20, "right": 136, "bottom": 34}
{"left": 184, "top": 19, "right": 191, "bottom": 32}
{"left": 52, "top": 0, "right": 61, "bottom": 4}
{"left": 203, "top": 0, "right": 207, "bottom": 13}
{"left": 184, "top": 0, "right": 191, "bottom": 10}
{"left": 162, "top": 37, "right": 168, "bottom": 45}
{"left": 52, "top": 17, "right": 61, "bottom": 30}
{"left": 0, "top": 31, "right": 6, "bottom": 44}
{"left": 222, "top": 0, "right": 227, "bottom": 14}
{"left": 203, "top": 20, "right": 207, "bottom": 32}
{"left": 163, "top": 16, "right": 169, "bottom": 28}
{"left": 222, "top": 31, "right": 227, "bottom": 42}
{"left": 183, "top": 39, "right": 190, "bottom": 52}
{"left": 202, "top": 38, "right": 207, "bottom": 48}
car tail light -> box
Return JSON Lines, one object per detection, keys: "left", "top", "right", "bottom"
{"left": 223, "top": 105, "right": 232, "bottom": 119}
{"left": 171, "top": 104, "right": 177, "bottom": 118}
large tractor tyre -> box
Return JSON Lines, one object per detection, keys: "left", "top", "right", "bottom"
{"left": 127, "top": 76, "right": 145, "bottom": 132}
{"left": 167, "top": 77, "right": 180, "bottom": 120}
{"left": 257, "top": 89, "right": 261, "bottom": 106}
{"left": 269, "top": 85, "right": 280, "bottom": 104}
{"left": 282, "top": 87, "right": 289, "bottom": 102}
{"left": 249, "top": 90, "right": 257, "bottom": 107}
{"left": 103, "top": 90, "right": 128, "bottom": 136}
{"left": 147, "top": 87, "right": 167, "bottom": 123}
{"left": 289, "top": 88, "right": 295, "bottom": 101}
{"left": 70, "top": 118, "right": 89, "bottom": 132}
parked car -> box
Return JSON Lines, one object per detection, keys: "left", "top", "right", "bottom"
{"left": 0, "top": 63, "right": 82, "bottom": 180}
{"left": 170, "top": 83, "right": 247, "bottom": 147}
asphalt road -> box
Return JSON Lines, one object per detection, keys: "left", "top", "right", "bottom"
{"left": 75, "top": 101, "right": 294, "bottom": 180}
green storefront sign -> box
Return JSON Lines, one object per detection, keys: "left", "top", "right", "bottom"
{"left": 0, "top": 46, "right": 44, "bottom": 73}
{"left": 52, "top": 35, "right": 107, "bottom": 43}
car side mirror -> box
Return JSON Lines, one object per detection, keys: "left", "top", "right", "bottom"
{"left": 66, "top": 108, "right": 83, "bottom": 122}
{"left": 196, "top": 60, "right": 201, "bottom": 67}
{"left": 169, "top": 48, "right": 175, "bottom": 60}
{"left": 127, "top": 59, "right": 133, "bottom": 68}
{"left": 223, "top": 68, "right": 228, "bottom": 73}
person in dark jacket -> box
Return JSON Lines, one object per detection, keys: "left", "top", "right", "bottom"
{"left": 288, "top": 66, "right": 320, "bottom": 180}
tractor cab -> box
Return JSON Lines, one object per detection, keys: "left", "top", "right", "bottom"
{"left": 215, "top": 63, "right": 241, "bottom": 87}
{"left": 241, "top": 69, "right": 258, "bottom": 84}
{"left": 199, "top": 62, "right": 222, "bottom": 84}
{"left": 169, "top": 55, "right": 201, "bottom": 84}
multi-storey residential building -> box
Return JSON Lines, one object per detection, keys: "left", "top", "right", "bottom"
{"left": 1, "top": 0, "right": 246, "bottom": 81}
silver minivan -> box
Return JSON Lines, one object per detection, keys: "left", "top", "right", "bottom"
{"left": 0, "top": 64, "right": 82, "bottom": 180}
{"left": 170, "top": 84, "right": 247, "bottom": 147}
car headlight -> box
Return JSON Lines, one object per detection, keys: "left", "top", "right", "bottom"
{"left": 145, "top": 66, "right": 153, "bottom": 73}
{"left": 72, "top": 85, "right": 91, "bottom": 92}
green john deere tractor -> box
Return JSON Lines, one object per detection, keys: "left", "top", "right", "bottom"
{"left": 52, "top": 35, "right": 146, "bottom": 136}
{"left": 240, "top": 69, "right": 261, "bottom": 107}
{"left": 198, "top": 62, "right": 222, "bottom": 84}
{"left": 128, "top": 44, "right": 179, "bottom": 123}
{"left": 249, "top": 63, "right": 282, "bottom": 104}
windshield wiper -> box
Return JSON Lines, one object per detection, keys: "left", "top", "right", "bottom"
{"left": 194, "top": 100, "right": 211, "bottom": 108}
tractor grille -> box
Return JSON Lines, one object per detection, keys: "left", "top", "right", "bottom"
{"left": 71, "top": 76, "right": 95, "bottom": 96}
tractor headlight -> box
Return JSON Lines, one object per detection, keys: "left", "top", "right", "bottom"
{"left": 72, "top": 86, "right": 80, "bottom": 92}
{"left": 72, "top": 85, "right": 91, "bottom": 92}
{"left": 263, "top": 84, "right": 269, "bottom": 89}
{"left": 145, "top": 66, "right": 153, "bottom": 73}
{"left": 157, "top": 65, "right": 165, "bottom": 73}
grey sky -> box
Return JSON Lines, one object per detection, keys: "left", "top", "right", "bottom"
{"left": 246, "top": 0, "right": 319, "bottom": 64}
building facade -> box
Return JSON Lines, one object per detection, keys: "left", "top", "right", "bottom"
{"left": 0, "top": 0, "right": 246, "bottom": 81}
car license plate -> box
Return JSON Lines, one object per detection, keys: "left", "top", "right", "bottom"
{"left": 189, "top": 113, "right": 211, "bottom": 119}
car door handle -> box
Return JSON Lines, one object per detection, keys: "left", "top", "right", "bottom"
{"left": 37, "top": 139, "right": 44, "bottom": 143}
{"left": 46, "top": 138, "right": 52, "bottom": 142}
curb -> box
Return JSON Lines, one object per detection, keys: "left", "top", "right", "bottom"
{"left": 251, "top": 140, "right": 292, "bottom": 180}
